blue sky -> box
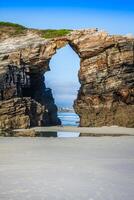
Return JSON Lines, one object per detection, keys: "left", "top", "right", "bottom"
{"left": 0, "top": 0, "right": 134, "bottom": 107}
{"left": 0, "top": 0, "right": 134, "bottom": 12}
{"left": 0, "top": 0, "right": 134, "bottom": 33}
{"left": 45, "top": 46, "right": 80, "bottom": 107}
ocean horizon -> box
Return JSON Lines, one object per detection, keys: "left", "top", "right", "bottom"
{"left": 58, "top": 112, "right": 79, "bottom": 127}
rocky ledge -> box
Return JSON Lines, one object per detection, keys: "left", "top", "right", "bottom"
{"left": 0, "top": 23, "right": 134, "bottom": 129}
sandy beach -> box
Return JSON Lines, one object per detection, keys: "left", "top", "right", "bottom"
{"left": 13, "top": 126, "right": 134, "bottom": 136}
{"left": 0, "top": 136, "right": 134, "bottom": 200}
{"left": 34, "top": 126, "right": 134, "bottom": 134}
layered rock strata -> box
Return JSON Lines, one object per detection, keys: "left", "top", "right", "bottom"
{"left": 0, "top": 98, "right": 44, "bottom": 129}
{"left": 0, "top": 28, "right": 134, "bottom": 129}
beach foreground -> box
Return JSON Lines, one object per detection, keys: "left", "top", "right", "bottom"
{"left": 0, "top": 137, "right": 134, "bottom": 200}
{"left": 13, "top": 126, "right": 134, "bottom": 137}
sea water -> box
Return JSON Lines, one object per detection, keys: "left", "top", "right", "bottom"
{"left": 58, "top": 112, "right": 80, "bottom": 126}
{"left": 57, "top": 112, "right": 80, "bottom": 137}
{"left": 39, "top": 112, "right": 80, "bottom": 137}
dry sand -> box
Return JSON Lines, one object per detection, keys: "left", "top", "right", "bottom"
{"left": 0, "top": 136, "right": 134, "bottom": 200}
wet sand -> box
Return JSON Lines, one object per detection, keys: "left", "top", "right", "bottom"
{"left": 31, "top": 126, "right": 134, "bottom": 135}
{"left": 0, "top": 136, "right": 134, "bottom": 200}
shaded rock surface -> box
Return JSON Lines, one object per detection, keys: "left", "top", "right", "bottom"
{"left": 0, "top": 27, "right": 134, "bottom": 129}
{"left": 0, "top": 97, "right": 45, "bottom": 129}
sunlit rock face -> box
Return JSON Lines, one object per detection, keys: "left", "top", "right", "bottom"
{"left": 0, "top": 29, "right": 134, "bottom": 129}
{"left": 70, "top": 30, "right": 134, "bottom": 127}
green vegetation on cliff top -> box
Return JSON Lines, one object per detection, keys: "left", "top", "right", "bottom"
{"left": 40, "top": 29, "right": 71, "bottom": 38}
{"left": 0, "top": 21, "right": 26, "bottom": 29}
{"left": 0, "top": 21, "right": 72, "bottom": 38}
{"left": 0, "top": 21, "right": 27, "bottom": 37}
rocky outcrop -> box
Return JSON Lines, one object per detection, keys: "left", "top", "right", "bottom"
{"left": 0, "top": 27, "right": 134, "bottom": 129}
{"left": 71, "top": 30, "right": 134, "bottom": 127}
{"left": 0, "top": 97, "right": 45, "bottom": 129}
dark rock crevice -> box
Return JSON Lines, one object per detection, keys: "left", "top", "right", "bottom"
{"left": 0, "top": 64, "right": 61, "bottom": 129}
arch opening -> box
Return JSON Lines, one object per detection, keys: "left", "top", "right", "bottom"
{"left": 45, "top": 44, "right": 80, "bottom": 126}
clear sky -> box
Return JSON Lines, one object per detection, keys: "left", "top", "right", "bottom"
{"left": 0, "top": 0, "right": 134, "bottom": 33}
{"left": 45, "top": 45, "right": 80, "bottom": 108}
{"left": 0, "top": 0, "right": 134, "bottom": 107}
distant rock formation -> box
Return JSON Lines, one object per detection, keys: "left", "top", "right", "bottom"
{"left": 0, "top": 25, "right": 134, "bottom": 129}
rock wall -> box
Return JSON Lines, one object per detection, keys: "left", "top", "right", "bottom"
{"left": 0, "top": 97, "right": 44, "bottom": 129}
{"left": 70, "top": 30, "right": 134, "bottom": 127}
{"left": 0, "top": 34, "right": 62, "bottom": 128}
{"left": 0, "top": 28, "right": 134, "bottom": 129}
{"left": 0, "top": 65, "right": 61, "bottom": 128}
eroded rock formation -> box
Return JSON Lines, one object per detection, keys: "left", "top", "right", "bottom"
{"left": 71, "top": 30, "right": 134, "bottom": 127}
{"left": 0, "top": 98, "right": 44, "bottom": 129}
{"left": 0, "top": 27, "right": 134, "bottom": 129}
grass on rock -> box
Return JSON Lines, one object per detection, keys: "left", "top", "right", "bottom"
{"left": 40, "top": 29, "right": 72, "bottom": 38}
{"left": 0, "top": 21, "right": 72, "bottom": 39}
{"left": 0, "top": 22, "right": 26, "bottom": 29}
{"left": 0, "top": 21, "right": 27, "bottom": 37}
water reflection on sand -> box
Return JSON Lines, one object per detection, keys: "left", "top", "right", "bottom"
{"left": 39, "top": 131, "right": 80, "bottom": 137}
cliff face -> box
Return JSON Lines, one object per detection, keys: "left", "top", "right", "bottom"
{"left": 0, "top": 27, "right": 134, "bottom": 129}
{"left": 0, "top": 33, "right": 62, "bottom": 129}
{"left": 71, "top": 31, "right": 134, "bottom": 127}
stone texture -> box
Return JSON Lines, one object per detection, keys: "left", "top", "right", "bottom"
{"left": 13, "top": 129, "right": 36, "bottom": 137}
{"left": 72, "top": 31, "right": 134, "bottom": 127}
{"left": 0, "top": 98, "right": 45, "bottom": 129}
{"left": 0, "top": 28, "right": 134, "bottom": 129}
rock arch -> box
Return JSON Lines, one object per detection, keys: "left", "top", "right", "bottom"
{"left": 0, "top": 29, "right": 134, "bottom": 129}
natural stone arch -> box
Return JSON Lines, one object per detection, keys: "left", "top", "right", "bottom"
{"left": 0, "top": 29, "right": 134, "bottom": 129}
{"left": 0, "top": 36, "right": 77, "bottom": 129}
